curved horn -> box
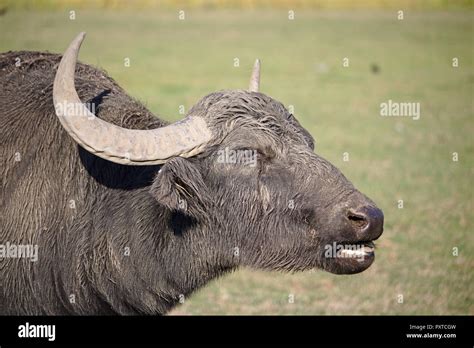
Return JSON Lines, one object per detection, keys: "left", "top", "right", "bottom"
{"left": 248, "top": 59, "right": 260, "bottom": 92}
{"left": 53, "top": 32, "right": 212, "bottom": 166}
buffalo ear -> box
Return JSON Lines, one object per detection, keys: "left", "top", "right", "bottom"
{"left": 150, "top": 157, "right": 211, "bottom": 219}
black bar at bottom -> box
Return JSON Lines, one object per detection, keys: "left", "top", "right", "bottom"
{"left": 0, "top": 315, "right": 472, "bottom": 345}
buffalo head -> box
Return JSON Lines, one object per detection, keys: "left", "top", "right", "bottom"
{"left": 54, "top": 33, "right": 383, "bottom": 276}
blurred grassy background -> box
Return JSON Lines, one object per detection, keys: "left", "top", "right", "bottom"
{"left": 0, "top": 1, "right": 472, "bottom": 314}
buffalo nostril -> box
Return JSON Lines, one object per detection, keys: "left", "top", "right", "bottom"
{"left": 347, "top": 206, "right": 384, "bottom": 239}
{"left": 347, "top": 211, "right": 369, "bottom": 230}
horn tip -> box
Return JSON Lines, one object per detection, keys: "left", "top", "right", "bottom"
{"left": 76, "top": 32, "right": 86, "bottom": 43}
{"left": 249, "top": 59, "right": 261, "bottom": 92}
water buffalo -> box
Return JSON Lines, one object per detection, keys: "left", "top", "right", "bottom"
{"left": 0, "top": 33, "right": 383, "bottom": 315}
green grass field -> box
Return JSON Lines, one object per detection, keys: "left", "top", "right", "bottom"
{"left": 1, "top": 7, "right": 472, "bottom": 314}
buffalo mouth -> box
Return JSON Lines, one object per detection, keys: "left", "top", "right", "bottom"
{"left": 323, "top": 240, "right": 377, "bottom": 274}
{"left": 338, "top": 241, "right": 375, "bottom": 259}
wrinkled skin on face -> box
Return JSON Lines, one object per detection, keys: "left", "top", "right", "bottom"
{"left": 152, "top": 90, "right": 384, "bottom": 275}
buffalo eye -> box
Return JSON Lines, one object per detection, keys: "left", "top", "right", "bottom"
{"left": 246, "top": 146, "right": 276, "bottom": 161}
